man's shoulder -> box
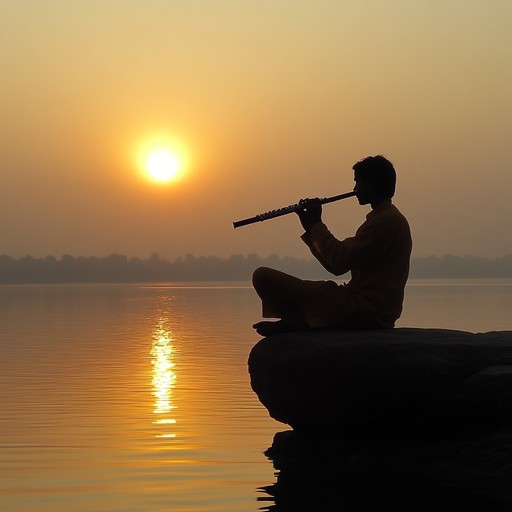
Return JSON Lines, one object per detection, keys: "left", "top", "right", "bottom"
{"left": 388, "top": 203, "right": 408, "bottom": 219}
{"left": 387, "top": 204, "right": 411, "bottom": 228}
{"left": 368, "top": 201, "right": 405, "bottom": 220}
{"left": 367, "top": 202, "right": 410, "bottom": 232}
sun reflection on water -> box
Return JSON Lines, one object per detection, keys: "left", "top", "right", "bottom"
{"left": 151, "top": 318, "right": 176, "bottom": 438}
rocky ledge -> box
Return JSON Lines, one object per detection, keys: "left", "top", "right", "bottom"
{"left": 249, "top": 328, "right": 512, "bottom": 508}
{"left": 248, "top": 328, "right": 512, "bottom": 435}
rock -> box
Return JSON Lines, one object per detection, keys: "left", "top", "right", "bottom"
{"left": 250, "top": 329, "right": 512, "bottom": 508}
{"left": 260, "top": 428, "right": 512, "bottom": 510}
{"left": 248, "top": 328, "right": 512, "bottom": 435}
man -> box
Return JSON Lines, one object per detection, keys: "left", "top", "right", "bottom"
{"left": 252, "top": 155, "right": 412, "bottom": 336}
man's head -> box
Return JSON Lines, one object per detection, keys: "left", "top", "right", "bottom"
{"left": 352, "top": 155, "right": 396, "bottom": 206}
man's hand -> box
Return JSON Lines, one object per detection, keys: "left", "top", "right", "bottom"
{"left": 296, "top": 198, "right": 322, "bottom": 233}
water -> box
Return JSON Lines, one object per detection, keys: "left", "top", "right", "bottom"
{"left": 1, "top": 279, "right": 512, "bottom": 511}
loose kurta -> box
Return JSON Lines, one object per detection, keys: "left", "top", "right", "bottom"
{"left": 300, "top": 199, "right": 412, "bottom": 328}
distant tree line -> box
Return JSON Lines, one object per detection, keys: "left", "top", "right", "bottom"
{"left": 0, "top": 253, "right": 327, "bottom": 283}
{"left": 411, "top": 254, "right": 512, "bottom": 278}
{"left": 1, "top": 253, "right": 512, "bottom": 283}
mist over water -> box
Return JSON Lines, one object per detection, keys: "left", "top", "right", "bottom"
{"left": 2, "top": 253, "right": 512, "bottom": 284}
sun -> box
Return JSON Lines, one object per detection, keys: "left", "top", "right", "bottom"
{"left": 146, "top": 149, "right": 181, "bottom": 182}
{"left": 135, "top": 135, "right": 190, "bottom": 186}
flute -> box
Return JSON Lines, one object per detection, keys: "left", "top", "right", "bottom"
{"left": 233, "top": 191, "right": 356, "bottom": 228}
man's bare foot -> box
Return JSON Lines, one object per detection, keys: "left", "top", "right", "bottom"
{"left": 252, "top": 319, "right": 291, "bottom": 336}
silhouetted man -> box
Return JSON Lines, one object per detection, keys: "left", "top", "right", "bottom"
{"left": 252, "top": 155, "right": 412, "bottom": 336}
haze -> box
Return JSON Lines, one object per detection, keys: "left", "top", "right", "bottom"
{"left": 1, "top": 1, "right": 511, "bottom": 261}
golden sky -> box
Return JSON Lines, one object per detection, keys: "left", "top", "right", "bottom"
{"left": 1, "top": 1, "right": 511, "bottom": 259}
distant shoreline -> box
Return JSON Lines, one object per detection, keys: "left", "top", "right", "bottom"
{"left": 2, "top": 253, "right": 512, "bottom": 283}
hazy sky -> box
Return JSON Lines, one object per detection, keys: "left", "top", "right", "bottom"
{"left": 1, "top": 1, "right": 511, "bottom": 260}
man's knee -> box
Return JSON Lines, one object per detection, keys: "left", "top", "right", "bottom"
{"left": 252, "top": 266, "right": 274, "bottom": 290}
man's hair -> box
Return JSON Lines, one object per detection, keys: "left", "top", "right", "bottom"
{"left": 352, "top": 155, "right": 396, "bottom": 198}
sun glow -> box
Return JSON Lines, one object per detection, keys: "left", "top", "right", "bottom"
{"left": 136, "top": 136, "right": 189, "bottom": 185}
{"left": 147, "top": 150, "right": 180, "bottom": 182}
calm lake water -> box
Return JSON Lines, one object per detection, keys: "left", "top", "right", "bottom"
{"left": 1, "top": 279, "right": 512, "bottom": 511}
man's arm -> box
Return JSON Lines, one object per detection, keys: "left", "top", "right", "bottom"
{"left": 295, "top": 198, "right": 352, "bottom": 275}
{"left": 303, "top": 209, "right": 403, "bottom": 276}
{"left": 301, "top": 223, "right": 352, "bottom": 276}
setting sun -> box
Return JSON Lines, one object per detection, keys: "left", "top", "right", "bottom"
{"left": 136, "top": 136, "right": 189, "bottom": 185}
{"left": 146, "top": 150, "right": 180, "bottom": 182}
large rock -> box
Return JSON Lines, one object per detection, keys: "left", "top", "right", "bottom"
{"left": 248, "top": 328, "right": 512, "bottom": 435}
{"left": 250, "top": 329, "right": 512, "bottom": 508}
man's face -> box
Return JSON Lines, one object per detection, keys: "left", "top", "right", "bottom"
{"left": 353, "top": 178, "right": 375, "bottom": 205}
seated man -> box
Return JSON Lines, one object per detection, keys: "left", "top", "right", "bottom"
{"left": 252, "top": 155, "right": 412, "bottom": 335}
